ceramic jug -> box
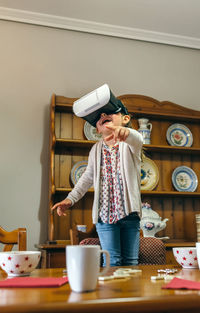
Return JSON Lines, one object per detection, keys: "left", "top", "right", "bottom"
{"left": 138, "top": 118, "right": 152, "bottom": 144}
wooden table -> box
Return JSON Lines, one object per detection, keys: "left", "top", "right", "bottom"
{"left": 1, "top": 264, "right": 200, "bottom": 313}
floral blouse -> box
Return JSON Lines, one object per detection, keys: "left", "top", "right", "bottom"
{"left": 98, "top": 142, "right": 126, "bottom": 224}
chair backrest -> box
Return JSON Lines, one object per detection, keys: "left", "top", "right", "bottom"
{"left": 138, "top": 236, "right": 166, "bottom": 265}
{"left": 70, "top": 225, "right": 166, "bottom": 265}
{"left": 0, "top": 226, "right": 27, "bottom": 251}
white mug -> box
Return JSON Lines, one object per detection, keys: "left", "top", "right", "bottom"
{"left": 66, "top": 245, "right": 110, "bottom": 292}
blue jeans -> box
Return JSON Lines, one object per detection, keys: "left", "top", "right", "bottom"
{"left": 96, "top": 213, "right": 140, "bottom": 267}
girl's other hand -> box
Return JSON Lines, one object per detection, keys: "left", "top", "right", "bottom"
{"left": 105, "top": 125, "right": 130, "bottom": 143}
{"left": 51, "top": 198, "right": 72, "bottom": 216}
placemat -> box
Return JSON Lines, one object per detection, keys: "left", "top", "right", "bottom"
{"left": 0, "top": 276, "right": 68, "bottom": 288}
{"left": 163, "top": 277, "right": 200, "bottom": 290}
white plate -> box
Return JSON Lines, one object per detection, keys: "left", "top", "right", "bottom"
{"left": 166, "top": 123, "right": 193, "bottom": 147}
{"left": 70, "top": 161, "right": 88, "bottom": 185}
{"left": 84, "top": 121, "right": 102, "bottom": 141}
{"left": 172, "top": 166, "right": 198, "bottom": 192}
{"left": 141, "top": 157, "right": 159, "bottom": 191}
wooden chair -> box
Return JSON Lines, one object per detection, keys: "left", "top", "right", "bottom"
{"left": 0, "top": 226, "right": 27, "bottom": 251}
{"left": 69, "top": 225, "right": 166, "bottom": 265}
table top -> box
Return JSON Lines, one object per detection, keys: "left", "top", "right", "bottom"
{"left": 1, "top": 264, "right": 200, "bottom": 313}
{"left": 36, "top": 241, "right": 196, "bottom": 249}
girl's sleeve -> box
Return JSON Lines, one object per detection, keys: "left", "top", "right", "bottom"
{"left": 125, "top": 128, "right": 143, "bottom": 155}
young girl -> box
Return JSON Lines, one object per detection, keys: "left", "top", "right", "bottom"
{"left": 51, "top": 109, "right": 143, "bottom": 266}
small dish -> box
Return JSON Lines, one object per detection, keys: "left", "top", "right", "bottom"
{"left": 172, "top": 166, "right": 198, "bottom": 192}
{"left": 140, "top": 157, "right": 159, "bottom": 191}
{"left": 84, "top": 121, "right": 102, "bottom": 141}
{"left": 166, "top": 123, "right": 193, "bottom": 147}
{"left": 70, "top": 161, "right": 88, "bottom": 185}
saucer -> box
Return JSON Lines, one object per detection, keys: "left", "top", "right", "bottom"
{"left": 84, "top": 122, "right": 102, "bottom": 141}
{"left": 166, "top": 123, "right": 193, "bottom": 147}
{"left": 70, "top": 161, "right": 88, "bottom": 185}
{"left": 141, "top": 157, "right": 159, "bottom": 191}
{"left": 172, "top": 166, "right": 198, "bottom": 192}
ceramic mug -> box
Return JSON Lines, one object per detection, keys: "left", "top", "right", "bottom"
{"left": 66, "top": 245, "right": 110, "bottom": 292}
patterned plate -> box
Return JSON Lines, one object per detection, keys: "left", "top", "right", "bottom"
{"left": 141, "top": 157, "right": 159, "bottom": 191}
{"left": 166, "top": 123, "right": 193, "bottom": 147}
{"left": 84, "top": 121, "right": 102, "bottom": 141}
{"left": 70, "top": 161, "right": 88, "bottom": 185}
{"left": 172, "top": 166, "right": 198, "bottom": 192}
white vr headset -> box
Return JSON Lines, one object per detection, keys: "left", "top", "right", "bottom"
{"left": 73, "top": 84, "right": 128, "bottom": 127}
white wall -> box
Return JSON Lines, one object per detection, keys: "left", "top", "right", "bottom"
{"left": 0, "top": 20, "right": 200, "bottom": 250}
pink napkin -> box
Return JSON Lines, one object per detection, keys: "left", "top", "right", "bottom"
{"left": 0, "top": 276, "right": 68, "bottom": 288}
{"left": 163, "top": 277, "right": 200, "bottom": 290}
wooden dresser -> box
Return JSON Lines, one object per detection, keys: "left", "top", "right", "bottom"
{"left": 38, "top": 93, "right": 200, "bottom": 267}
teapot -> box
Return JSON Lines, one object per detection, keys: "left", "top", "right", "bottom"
{"left": 140, "top": 202, "right": 169, "bottom": 238}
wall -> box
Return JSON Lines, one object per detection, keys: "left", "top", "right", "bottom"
{"left": 0, "top": 19, "right": 200, "bottom": 250}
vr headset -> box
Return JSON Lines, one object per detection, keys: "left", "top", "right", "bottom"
{"left": 73, "top": 84, "right": 129, "bottom": 127}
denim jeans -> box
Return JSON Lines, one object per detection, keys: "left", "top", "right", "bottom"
{"left": 96, "top": 213, "right": 140, "bottom": 267}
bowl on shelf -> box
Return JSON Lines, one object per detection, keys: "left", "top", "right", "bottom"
{"left": 0, "top": 251, "right": 41, "bottom": 276}
{"left": 172, "top": 247, "right": 198, "bottom": 269}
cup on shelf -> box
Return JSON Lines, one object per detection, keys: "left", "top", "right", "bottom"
{"left": 76, "top": 225, "right": 87, "bottom": 232}
{"left": 195, "top": 214, "right": 200, "bottom": 242}
{"left": 66, "top": 245, "right": 110, "bottom": 292}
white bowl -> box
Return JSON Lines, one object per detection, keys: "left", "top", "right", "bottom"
{"left": 0, "top": 251, "right": 41, "bottom": 276}
{"left": 173, "top": 247, "right": 198, "bottom": 269}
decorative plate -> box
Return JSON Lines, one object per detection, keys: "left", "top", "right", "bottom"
{"left": 84, "top": 121, "right": 102, "bottom": 141}
{"left": 166, "top": 123, "right": 193, "bottom": 147}
{"left": 172, "top": 166, "right": 198, "bottom": 192}
{"left": 140, "top": 157, "right": 159, "bottom": 191}
{"left": 70, "top": 161, "right": 88, "bottom": 185}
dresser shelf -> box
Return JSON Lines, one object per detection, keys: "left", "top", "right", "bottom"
{"left": 55, "top": 139, "right": 200, "bottom": 155}
{"left": 55, "top": 187, "right": 200, "bottom": 197}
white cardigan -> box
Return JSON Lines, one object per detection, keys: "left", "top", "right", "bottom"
{"left": 67, "top": 128, "right": 143, "bottom": 224}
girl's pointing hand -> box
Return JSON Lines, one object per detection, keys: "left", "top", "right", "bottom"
{"left": 105, "top": 125, "right": 130, "bottom": 142}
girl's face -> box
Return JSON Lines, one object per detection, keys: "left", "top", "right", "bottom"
{"left": 96, "top": 112, "right": 129, "bottom": 136}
